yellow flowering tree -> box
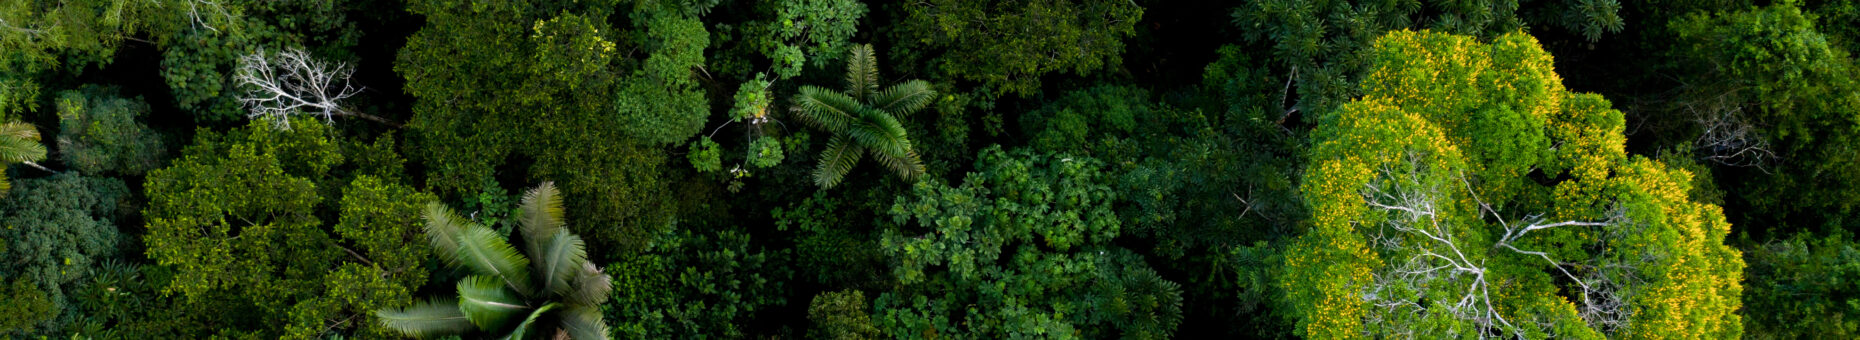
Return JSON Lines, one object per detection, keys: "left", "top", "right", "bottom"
{"left": 1282, "top": 30, "right": 1743, "bottom": 339}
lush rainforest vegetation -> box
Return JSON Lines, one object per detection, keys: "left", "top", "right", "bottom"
{"left": 1, "top": 0, "right": 1857, "bottom": 338}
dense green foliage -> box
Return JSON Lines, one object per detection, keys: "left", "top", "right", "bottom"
{"left": 143, "top": 118, "right": 435, "bottom": 338}
{"left": 1743, "top": 231, "right": 1860, "bottom": 338}
{"left": 1, "top": 0, "right": 1854, "bottom": 338}
{"left": 0, "top": 174, "right": 127, "bottom": 333}
{"left": 55, "top": 86, "right": 166, "bottom": 175}
{"left": 1660, "top": 2, "right": 1860, "bottom": 232}
{"left": 891, "top": 0, "right": 1142, "bottom": 98}
{"left": 1284, "top": 30, "right": 1742, "bottom": 339}
{"left": 873, "top": 147, "right": 1183, "bottom": 339}
{"left": 606, "top": 228, "right": 790, "bottom": 338}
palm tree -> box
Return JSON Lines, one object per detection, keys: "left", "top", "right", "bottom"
{"left": 375, "top": 182, "right": 612, "bottom": 339}
{"left": 0, "top": 122, "right": 48, "bottom": 193}
{"left": 789, "top": 44, "right": 935, "bottom": 188}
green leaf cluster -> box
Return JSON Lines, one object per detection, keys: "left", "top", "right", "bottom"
{"left": 54, "top": 86, "right": 166, "bottom": 176}
{"left": 143, "top": 117, "right": 436, "bottom": 338}
{"left": 1666, "top": 2, "right": 1860, "bottom": 232}
{"left": 891, "top": 0, "right": 1142, "bottom": 98}
{"left": 399, "top": 0, "right": 722, "bottom": 249}
{"left": 874, "top": 146, "right": 1183, "bottom": 339}
{"left": 0, "top": 174, "right": 128, "bottom": 334}
{"left": 1743, "top": 231, "right": 1860, "bottom": 338}
{"left": 605, "top": 226, "right": 791, "bottom": 338}
{"left": 1230, "top": 0, "right": 1623, "bottom": 122}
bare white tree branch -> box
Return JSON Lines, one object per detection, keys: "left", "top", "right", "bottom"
{"left": 1682, "top": 85, "right": 1776, "bottom": 172}
{"left": 235, "top": 48, "right": 395, "bottom": 129}
{"left": 1360, "top": 152, "right": 1522, "bottom": 339}
{"left": 1356, "top": 150, "right": 1642, "bottom": 338}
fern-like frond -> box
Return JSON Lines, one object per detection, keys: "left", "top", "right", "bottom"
{"left": 845, "top": 44, "right": 879, "bottom": 99}
{"left": 458, "top": 275, "right": 531, "bottom": 332}
{"left": 0, "top": 123, "right": 47, "bottom": 164}
{"left": 375, "top": 298, "right": 476, "bottom": 338}
{"left": 567, "top": 262, "right": 612, "bottom": 306}
{"left": 871, "top": 80, "right": 935, "bottom": 116}
{"left": 457, "top": 226, "right": 534, "bottom": 295}
{"left": 790, "top": 86, "right": 864, "bottom": 133}
{"left": 870, "top": 148, "right": 926, "bottom": 182}
{"left": 813, "top": 135, "right": 865, "bottom": 188}
{"left": 847, "top": 110, "right": 914, "bottom": 162}
{"left": 518, "top": 181, "right": 566, "bottom": 255}
{"left": 532, "top": 229, "right": 588, "bottom": 297}
{"left": 558, "top": 304, "right": 610, "bottom": 340}
{"left": 0, "top": 122, "right": 40, "bottom": 141}
{"left": 423, "top": 202, "right": 471, "bottom": 266}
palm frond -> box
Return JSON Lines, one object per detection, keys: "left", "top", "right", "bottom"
{"left": 790, "top": 86, "right": 864, "bottom": 133}
{"left": 558, "top": 305, "right": 610, "bottom": 340}
{"left": 422, "top": 202, "right": 471, "bottom": 265}
{"left": 567, "top": 262, "right": 612, "bottom": 306}
{"left": 457, "top": 226, "right": 534, "bottom": 295}
{"left": 532, "top": 229, "right": 588, "bottom": 297}
{"left": 499, "top": 302, "right": 559, "bottom": 340}
{"left": 869, "top": 148, "right": 927, "bottom": 182}
{"left": 458, "top": 275, "right": 531, "bottom": 332}
{"left": 0, "top": 122, "right": 40, "bottom": 141}
{"left": 375, "top": 298, "right": 476, "bottom": 338}
{"left": 845, "top": 44, "right": 879, "bottom": 99}
{"left": 870, "top": 80, "right": 936, "bottom": 116}
{"left": 518, "top": 181, "right": 566, "bottom": 255}
{"left": 0, "top": 123, "right": 47, "bottom": 164}
{"left": 847, "top": 110, "right": 914, "bottom": 162}
{"left": 813, "top": 135, "right": 865, "bottom": 188}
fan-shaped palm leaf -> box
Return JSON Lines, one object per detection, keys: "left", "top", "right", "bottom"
{"left": 458, "top": 275, "right": 531, "bottom": 331}
{"left": 375, "top": 299, "right": 476, "bottom": 338}
{"left": 790, "top": 86, "right": 863, "bottom": 133}
{"left": 422, "top": 202, "right": 472, "bottom": 265}
{"left": 559, "top": 305, "right": 609, "bottom": 340}
{"left": 567, "top": 262, "right": 612, "bottom": 306}
{"left": 532, "top": 229, "right": 588, "bottom": 296}
{"left": 518, "top": 181, "right": 566, "bottom": 255}
{"left": 814, "top": 135, "right": 866, "bottom": 188}
{"left": 870, "top": 80, "right": 935, "bottom": 116}
{"left": 456, "top": 226, "right": 534, "bottom": 295}
{"left": 845, "top": 44, "right": 879, "bottom": 99}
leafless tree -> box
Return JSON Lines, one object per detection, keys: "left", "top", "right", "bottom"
{"left": 1683, "top": 88, "right": 1775, "bottom": 172}
{"left": 234, "top": 48, "right": 396, "bottom": 128}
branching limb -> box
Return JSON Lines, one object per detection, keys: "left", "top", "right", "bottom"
{"left": 235, "top": 48, "right": 399, "bottom": 128}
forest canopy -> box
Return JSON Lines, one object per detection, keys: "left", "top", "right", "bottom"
{"left": 0, "top": 0, "right": 1847, "bottom": 339}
